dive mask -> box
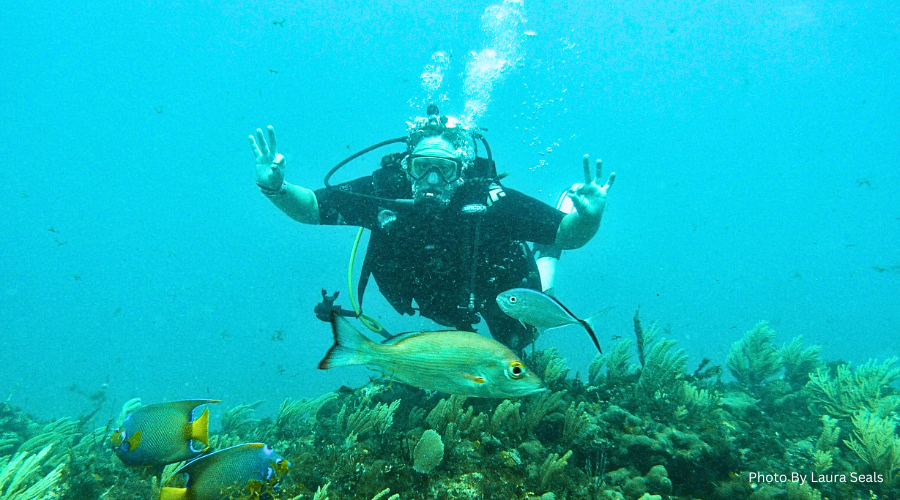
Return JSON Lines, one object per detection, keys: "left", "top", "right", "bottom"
{"left": 406, "top": 154, "right": 463, "bottom": 183}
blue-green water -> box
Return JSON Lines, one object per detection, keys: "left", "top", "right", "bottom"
{"left": 0, "top": 1, "right": 898, "bottom": 498}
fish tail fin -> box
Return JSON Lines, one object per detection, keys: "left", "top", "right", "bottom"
{"left": 585, "top": 306, "right": 612, "bottom": 327}
{"left": 190, "top": 407, "right": 211, "bottom": 449}
{"left": 578, "top": 319, "right": 603, "bottom": 354}
{"left": 579, "top": 306, "right": 612, "bottom": 354}
{"left": 319, "top": 313, "right": 376, "bottom": 369}
{"left": 581, "top": 307, "right": 612, "bottom": 354}
{"left": 159, "top": 487, "right": 188, "bottom": 500}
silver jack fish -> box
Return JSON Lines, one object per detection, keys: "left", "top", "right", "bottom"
{"left": 319, "top": 312, "right": 545, "bottom": 398}
{"left": 496, "top": 288, "right": 610, "bottom": 353}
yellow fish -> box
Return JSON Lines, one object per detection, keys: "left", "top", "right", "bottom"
{"left": 110, "top": 399, "right": 218, "bottom": 466}
{"left": 159, "top": 443, "right": 288, "bottom": 500}
{"left": 319, "top": 313, "right": 545, "bottom": 398}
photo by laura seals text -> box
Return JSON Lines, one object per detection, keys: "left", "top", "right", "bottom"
{"left": 748, "top": 472, "right": 884, "bottom": 485}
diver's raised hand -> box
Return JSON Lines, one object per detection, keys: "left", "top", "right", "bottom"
{"left": 552, "top": 155, "right": 615, "bottom": 249}
{"left": 250, "top": 125, "right": 285, "bottom": 192}
{"left": 566, "top": 154, "right": 616, "bottom": 219}
{"left": 249, "top": 126, "right": 321, "bottom": 224}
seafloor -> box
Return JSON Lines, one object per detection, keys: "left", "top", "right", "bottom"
{"left": 2, "top": 316, "right": 898, "bottom": 500}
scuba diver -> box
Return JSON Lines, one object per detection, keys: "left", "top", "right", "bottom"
{"left": 249, "top": 106, "right": 615, "bottom": 351}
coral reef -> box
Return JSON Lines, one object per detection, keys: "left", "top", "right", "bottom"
{"left": 2, "top": 316, "right": 899, "bottom": 499}
{"left": 0, "top": 445, "right": 65, "bottom": 500}
{"left": 727, "top": 321, "right": 783, "bottom": 392}
{"left": 843, "top": 410, "right": 900, "bottom": 487}
{"left": 531, "top": 449, "right": 572, "bottom": 490}
{"left": 635, "top": 325, "right": 688, "bottom": 409}
{"left": 812, "top": 415, "right": 840, "bottom": 473}
{"left": 412, "top": 429, "right": 444, "bottom": 473}
{"left": 526, "top": 348, "right": 570, "bottom": 392}
{"left": 807, "top": 357, "right": 900, "bottom": 418}
{"left": 779, "top": 336, "right": 822, "bottom": 389}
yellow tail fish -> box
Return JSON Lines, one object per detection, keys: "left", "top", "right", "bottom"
{"left": 110, "top": 399, "right": 219, "bottom": 467}
{"left": 319, "top": 312, "right": 545, "bottom": 398}
{"left": 159, "top": 443, "right": 288, "bottom": 500}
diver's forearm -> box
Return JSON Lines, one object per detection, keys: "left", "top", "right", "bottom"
{"left": 554, "top": 211, "right": 601, "bottom": 250}
{"left": 267, "top": 183, "right": 320, "bottom": 224}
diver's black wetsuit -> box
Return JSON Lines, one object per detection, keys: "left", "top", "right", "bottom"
{"left": 315, "top": 176, "right": 565, "bottom": 350}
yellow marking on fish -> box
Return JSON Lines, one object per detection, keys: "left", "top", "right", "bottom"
{"left": 127, "top": 430, "right": 142, "bottom": 451}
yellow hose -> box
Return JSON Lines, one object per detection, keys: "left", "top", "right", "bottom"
{"left": 348, "top": 227, "right": 385, "bottom": 334}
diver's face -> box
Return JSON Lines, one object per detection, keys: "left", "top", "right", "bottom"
{"left": 412, "top": 172, "right": 456, "bottom": 208}
{"left": 407, "top": 155, "right": 463, "bottom": 209}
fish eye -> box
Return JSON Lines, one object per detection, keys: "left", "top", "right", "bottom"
{"left": 507, "top": 361, "right": 526, "bottom": 379}
{"left": 509, "top": 295, "right": 517, "bottom": 304}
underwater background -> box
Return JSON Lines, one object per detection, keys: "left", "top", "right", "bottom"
{"left": 1, "top": 0, "right": 898, "bottom": 498}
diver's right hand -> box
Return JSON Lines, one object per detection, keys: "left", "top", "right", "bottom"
{"left": 249, "top": 126, "right": 285, "bottom": 192}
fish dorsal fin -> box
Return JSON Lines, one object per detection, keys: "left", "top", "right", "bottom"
{"left": 159, "top": 399, "right": 220, "bottom": 422}
{"left": 169, "top": 399, "right": 221, "bottom": 410}
{"left": 178, "top": 443, "right": 266, "bottom": 476}
{"left": 544, "top": 293, "right": 581, "bottom": 320}
{"left": 379, "top": 330, "right": 431, "bottom": 345}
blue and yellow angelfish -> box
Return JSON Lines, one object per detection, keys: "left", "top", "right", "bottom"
{"left": 160, "top": 443, "right": 289, "bottom": 500}
{"left": 110, "top": 399, "right": 219, "bottom": 466}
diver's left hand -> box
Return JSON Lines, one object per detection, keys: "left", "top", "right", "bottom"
{"left": 566, "top": 154, "right": 616, "bottom": 219}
